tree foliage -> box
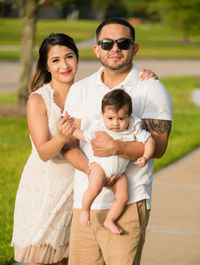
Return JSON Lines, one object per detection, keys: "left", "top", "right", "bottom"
{"left": 51, "top": 0, "right": 126, "bottom": 19}
{"left": 51, "top": 0, "right": 91, "bottom": 8}
{"left": 150, "top": 0, "right": 200, "bottom": 41}
{"left": 91, "top": 0, "right": 126, "bottom": 18}
{"left": 126, "top": 0, "right": 200, "bottom": 41}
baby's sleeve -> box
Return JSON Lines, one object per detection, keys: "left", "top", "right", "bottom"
{"left": 134, "top": 120, "right": 151, "bottom": 143}
{"left": 83, "top": 119, "right": 99, "bottom": 143}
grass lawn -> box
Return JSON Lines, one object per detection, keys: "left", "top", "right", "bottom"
{"left": 0, "top": 76, "right": 200, "bottom": 264}
{"left": 0, "top": 18, "right": 200, "bottom": 59}
{"left": 0, "top": 18, "right": 99, "bottom": 45}
{"left": 154, "top": 76, "right": 200, "bottom": 170}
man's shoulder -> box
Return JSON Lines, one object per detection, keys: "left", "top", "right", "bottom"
{"left": 135, "top": 78, "right": 168, "bottom": 96}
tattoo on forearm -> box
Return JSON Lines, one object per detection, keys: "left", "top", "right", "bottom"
{"left": 142, "top": 119, "right": 172, "bottom": 135}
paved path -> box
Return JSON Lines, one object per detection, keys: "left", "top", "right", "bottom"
{"left": 1, "top": 59, "right": 200, "bottom": 92}
{"left": 141, "top": 147, "right": 200, "bottom": 265}
{"left": 5, "top": 58, "right": 199, "bottom": 265}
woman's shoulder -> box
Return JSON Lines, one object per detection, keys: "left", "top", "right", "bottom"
{"left": 28, "top": 91, "right": 46, "bottom": 111}
{"left": 30, "top": 83, "right": 51, "bottom": 96}
{"left": 28, "top": 83, "right": 52, "bottom": 111}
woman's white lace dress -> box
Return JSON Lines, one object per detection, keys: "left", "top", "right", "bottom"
{"left": 11, "top": 84, "right": 74, "bottom": 264}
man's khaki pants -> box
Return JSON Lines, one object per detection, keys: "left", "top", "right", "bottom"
{"left": 68, "top": 200, "right": 150, "bottom": 265}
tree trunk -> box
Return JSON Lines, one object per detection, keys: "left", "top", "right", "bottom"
{"left": 17, "top": 0, "right": 40, "bottom": 105}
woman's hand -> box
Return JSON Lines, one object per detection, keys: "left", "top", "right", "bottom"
{"left": 57, "top": 112, "right": 76, "bottom": 140}
{"left": 105, "top": 175, "right": 120, "bottom": 187}
{"left": 139, "top": 68, "right": 158, "bottom": 81}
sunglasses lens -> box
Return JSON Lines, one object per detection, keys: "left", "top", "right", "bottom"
{"left": 101, "top": 40, "right": 114, "bottom": 50}
{"left": 117, "top": 39, "right": 131, "bottom": 50}
{"left": 98, "top": 39, "right": 132, "bottom": 50}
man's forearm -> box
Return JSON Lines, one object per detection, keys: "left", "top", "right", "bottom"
{"left": 115, "top": 140, "right": 145, "bottom": 160}
{"left": 142, "top": 119, "right": 172, "bottom": 158}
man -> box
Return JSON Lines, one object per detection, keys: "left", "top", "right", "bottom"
{"left": 64, "top": 17, "right": 173, "bottom": 265}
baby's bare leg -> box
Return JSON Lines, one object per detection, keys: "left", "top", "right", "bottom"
{"left": 104, "top": 174, "right": 129, "bottom": 234}
{"left": 81, "top": 162, "right": 106, "bottom": 226}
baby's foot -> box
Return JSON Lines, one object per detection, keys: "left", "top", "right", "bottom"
{"left": 103, "top": 220, "right": 123, "bottom": 234}
{"left": 80, "top": 210, "right": 91, "bottom": 227}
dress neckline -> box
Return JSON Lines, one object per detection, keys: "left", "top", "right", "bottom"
{"left": 48, "top": 84, "right": 63, "bottom": 114}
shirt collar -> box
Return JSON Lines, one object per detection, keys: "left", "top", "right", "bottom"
{"left": 96, "top": 63, "right": 141, "bottom": 90}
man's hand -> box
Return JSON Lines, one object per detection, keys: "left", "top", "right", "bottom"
{"left": 91, "top": 131, "right": 117, "bottom": 157}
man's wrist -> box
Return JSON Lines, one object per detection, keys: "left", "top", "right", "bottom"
{"left": 113, "top": 140, "right": 120, "bottom": 155}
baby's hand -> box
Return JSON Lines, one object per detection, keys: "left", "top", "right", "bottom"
{"left": 134, "top": 156, "right": 147, "bottom": 167}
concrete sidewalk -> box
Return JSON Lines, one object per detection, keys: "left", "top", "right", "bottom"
{"left": 13, "top": 147, "right": 200, "bottom": 265}
{"left": 141, "top": 147, "right": 200, "bottom": 265}
{"left": 1, "top": 59, "right": 200, "bottom": 93}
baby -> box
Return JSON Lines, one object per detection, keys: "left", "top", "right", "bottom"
{"left": 73, "top": 89, "right": 155, "bottom": 234}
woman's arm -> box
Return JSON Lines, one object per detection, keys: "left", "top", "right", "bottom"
{"left": 27, "top": 94, "right": 75, "bottom": 162}
{"left": 62, "top": 119, "right": 90, "bottom": 175}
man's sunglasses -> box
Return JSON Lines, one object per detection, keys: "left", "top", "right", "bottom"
{"left": 97, "top": 38, "right": 134, "bottom": 51}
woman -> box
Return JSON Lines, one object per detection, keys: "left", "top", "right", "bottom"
{"left": 11, "top": 33, "right": 89, "bottom": 265}
{"left": 11, "top": 33, "right": 157, "bottom": 265}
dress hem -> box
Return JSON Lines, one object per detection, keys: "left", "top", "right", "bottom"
{"left": 13, "top": 243, "right": 69, "bottom": 264}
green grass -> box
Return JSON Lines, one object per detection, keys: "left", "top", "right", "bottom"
{"left": 1, "top": 76, "right": 200, "bottom": 264}
{"left": 0, "top": 18, "right": 98, "bottom": 45}
{"left": 154, "top": 76, "right": 200, "bottom": 171}
{"left": 1, "top": 18, "right": 200, "bottom": 60}
{"left": 0, "top": 92, "right": 17, "bottom": 104}
{"left": 0, "top": 118, "right": 30, "bottom": 265}
{"left": 135, "top": 23, "right": 200, "bottom": 59}
{"left": 0, "top": 48, "right": 97, "bottom": 60}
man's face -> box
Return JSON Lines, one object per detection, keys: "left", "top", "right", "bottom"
{"left": 94, "top": 23, "right": 139, "bottom": 72}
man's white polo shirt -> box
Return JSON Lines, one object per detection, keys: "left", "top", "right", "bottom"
{"left": 64, "top": 63, "right": 173, "bottom": 210}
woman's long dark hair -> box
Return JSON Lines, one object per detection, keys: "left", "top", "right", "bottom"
{"left": 29, "top": 33, "right": 79, "bottom": 92}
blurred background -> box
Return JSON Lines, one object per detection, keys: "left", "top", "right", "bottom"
{"left": 0, "top": 0, "right": 200, "bottom": 264}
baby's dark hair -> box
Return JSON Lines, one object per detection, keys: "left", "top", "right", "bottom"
{"left": 101, "top": 89, "right": 132, "bottom": 116}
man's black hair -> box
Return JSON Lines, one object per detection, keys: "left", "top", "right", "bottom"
{"left": 96, "top": 17, "right": 135, "bottom": 42}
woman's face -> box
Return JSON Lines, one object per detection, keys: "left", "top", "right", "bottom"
{"left": 47, "top": 45, "right": 78, "bottom": 87}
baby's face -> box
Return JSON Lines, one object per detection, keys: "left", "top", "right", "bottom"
{"left": 102, "top": 105, "right": 130, "bottom": 132}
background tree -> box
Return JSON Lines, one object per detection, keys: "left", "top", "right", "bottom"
{"left": 147, "top": 0, "right": 200, "bottom": 42}
{"left": 123, "top": 0, "right": 152, "bottom": 20}
{"left": 124, "top": 0, "right": 200, "bottom": 41}
{"left": 17, "top": 0, "right": 71, "bottom": 105}
{"left": 17, "top": 0, "right": 43, "bottom": 105}
{"left": 91, "top": 0, "right": 126, "bottom": 19}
